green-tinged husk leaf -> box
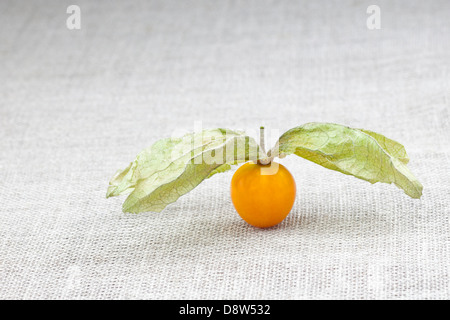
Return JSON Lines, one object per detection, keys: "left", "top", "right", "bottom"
{"left": 271, "top": 122, "right": 422, "bottom": 199}
{"left": 107, "top": 129, "right": 260, "bottom": 213}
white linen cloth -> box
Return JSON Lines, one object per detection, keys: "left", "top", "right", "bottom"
{"left": 1, "top": 0, "right": 449, "bottom": 299}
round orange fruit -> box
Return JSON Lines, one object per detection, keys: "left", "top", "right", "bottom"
{"left": 230, "top": 161, "right": 296, "bottom": 228}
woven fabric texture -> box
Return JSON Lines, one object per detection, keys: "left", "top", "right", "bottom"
{"left": 1, "top": 0, "right": 450, "bottom": 299}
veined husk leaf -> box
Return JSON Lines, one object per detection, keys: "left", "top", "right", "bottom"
{"left": 271, "top": 122, "right": 422, "bottom": 198}
{"left": 107, "top": 129, "right": 261, "bottom": 213}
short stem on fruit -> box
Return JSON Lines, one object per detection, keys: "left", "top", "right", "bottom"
{"left": 257, "top": 126, "right": 272, "bottom": 165}
{"left": 259, "top": 126, "right": 266, "bottom": 155}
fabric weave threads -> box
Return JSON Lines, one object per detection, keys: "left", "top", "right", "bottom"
{"left": 1, "top": 0, "right": 449, "bottom": 299}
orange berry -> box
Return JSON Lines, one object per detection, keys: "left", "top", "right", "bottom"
{"left": 230, "top": 162, "right": 296, "bottom": 228}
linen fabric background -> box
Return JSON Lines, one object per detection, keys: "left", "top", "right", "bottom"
{"left": 1, "top": 0, "right": 449, "bottom": 300}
